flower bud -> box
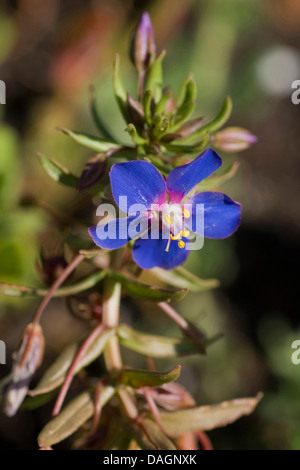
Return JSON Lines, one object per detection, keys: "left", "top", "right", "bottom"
{"left": 126, "top": 93, "right": 145, "bottom": 128}
{"left": 130, "top": 12, "right": 156, "bottom": 72}
{"left": 212, "top": 127, "right": 257, "bottom": 153}
{"left": 177, "top": 117, "right": 206, "bottom": 138}
{"left": 2, "top": 323, "right": 45, "bottom": 416}
{"left": 38, "top": 252, "right": 67, "bottom": 285}
{"left": 77, "top": 154, "right": 107, "bottom": 191}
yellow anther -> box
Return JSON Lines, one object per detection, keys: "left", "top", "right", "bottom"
{"left": 164, "top": 215, "right": 173, "bottom": 225}
{"left": 170, "top": 232, "right": 181, "bottom": 241}
{"left": 181, "top": 230, "right": 190, "bottom": 237}
{"left": 178, "top": 240, "right": 185, "bottom": 249}
{"left": 182, "top": 208, "right": 190, "bottom": 218}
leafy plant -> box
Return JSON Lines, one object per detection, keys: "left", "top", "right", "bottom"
{"left": 0, "top": 12, "right": 259, "bottom": 450}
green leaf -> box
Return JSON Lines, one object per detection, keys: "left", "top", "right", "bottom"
{"left": 155, "top": 88, "right": 172, "bottom": 115}
{"left": 196, "top": 161, "right": 240, "bottom": 190}
{"left": 21, "top": 390, "right": 58, "bottom": 410}
{"left": 113, "top": 53, "right": 128, "bottom": 121}
{"left": 118, "top": 325, "right": 206, "bottom": 357}
{"left": 37, "top": 153, "right": 78, "bottom": 188}
{"left": 115, "top": 365, "right": 181, "bottom": 388}
{"left": 38, "top": 388, "right": 115, "bottom": 447}
{"left": 145, "top": 50, "right": 166, "bottom": 103}
{"left": 159, "top": 393, "right": 262, "bottom": 437}
{"left": 168, "top": 131, "right": 210, "bottom": 160}
{"left": 29, "top": 328, "right": 114, "bottom": 396}
{"left": 185, "top": 96, "right": 232, "bottom": 143}
{"left": 109, "top": 271, "right": 187, "bottom": 302}
{"left": 57, "top": 127, "right": 120, "bottom": 153}
{"left": 125, "top": 124, "right": 147, "bottom": 145}
{"left": 134, "top": 418, "right": 176, "bottom": 450}
{"left": 152, "top": 266, "right": 220, "bottom": 292}
{"left": 89, "top": 85, "right": 116, "bottom": 141}
{"left": 163, "top": 131, "right": 209, "bottom": 155}
{"left": 172, "top": 77, "right": 197, "bottom": 130}
{"left": 0, "top": 270, "right": 107, "bottom": 298}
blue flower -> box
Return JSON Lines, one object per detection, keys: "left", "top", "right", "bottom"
{"left": 89, "top": 149, "right": 241, "bottom": 270}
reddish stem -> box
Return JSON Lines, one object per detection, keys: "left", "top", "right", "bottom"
{"left": 52, "top": 322, "right": 105, "bottom": 417}
{"left": 144, "top": 387, "right": 167, "bottom": 434}
{"left": 197, "top": 431, "right": 213, "bottom": 450}
{"left": 33, "top": 253, "right": 85, "bottom": 324}
{"left": 158, "top": 302, "right": 204, "bottom": 349}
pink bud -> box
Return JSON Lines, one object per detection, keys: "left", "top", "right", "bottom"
{"left": 212, "top": 127, "right": 257, "bottom": 153}
{"left": 130, "top": 12, "right": 156, "bottom": 71}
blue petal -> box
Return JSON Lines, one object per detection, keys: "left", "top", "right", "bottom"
{"left": 166, "top": 149, "right": 222, "bottom": 203}
{"left": 110, "top": 161, "right": 166, "bottom": 213}
{"left": 185, "top": 191, "right": 241, "bottom": 239}
{"left": 89, "top": 216, "right": 137, "bottom": 249}
{"left": 132, "top": 234, "right": 190, "bottom": 270}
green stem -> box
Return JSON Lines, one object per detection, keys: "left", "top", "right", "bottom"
{"left": 103, "top": 278, "right": 122, "bottom": 370}
{"left": 102, "top": 277, "right": 138, "bottom": 420}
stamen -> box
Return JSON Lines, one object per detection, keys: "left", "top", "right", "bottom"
{"left": 170, "top": 233, "right": 181, "bottom": 241}
{"left": 181, "top": 230, "right": 190, "bottom": 237}
{"left": 182, "top": 208, "right": 190, "bottom": 218}
{"left": 165, "top": 237, "right": 171, "bottom": 252}
{"left": 178, "top": 240, "right": 185, "bottom": 249}
{"left": 164, "top": 215, "right": 173, "bottom": 225}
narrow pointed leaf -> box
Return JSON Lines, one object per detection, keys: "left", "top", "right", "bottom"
{"left": 159, "top": 393, "right": 263, "bottom": 437}
{"left": 172, "top": 78, "right": 197, "bottom": 130}
{"left": 134, "top": 418, "right": 176, "bottom": 450}
{"left": 116, "top": 365, "right": 180, "bottom": 388}
{"left": 196, "top": 161, "right": 240, "bottom": 190}
{"left": 57, "top": 127, "right": 120, "bottom": 153}
{"left": 145, "top": 50, "right": 166, "bottom": 103}
{"left": 163, "top": 132, "right": 209, "bottom": 154}
{"left": 89, "top": 86, "right": 116, "bottom": 141}
{"left": 0, "top": 270, "right": 107, "bottom": 298}
{"left": 38, "top": 388, "right": 115, "bottom": 447}
{"left": 185, "top": 96, "right": 232, "bottom": 144}
{"left": 29, "top": 328, "right": 114, "bottom": 396}
{"left": 118, "top": 325, "right": 208, "bottom": 357}
{"left": 155, "top": 88, "right": 172, "bottom": 115}
{"left": 109, "top": 271, "right": 187, "bottom": 301}
{"left": 177, "top": 74, "right": 192, "bottom": 108}
{"left": 151, "top": 266, "right": 219, "bottom": 292}
{"left": 113, "top": 53, "right": 128, "bottom": 120}
{"left": 37, "top": 153, "right": 78, "bottom": 187}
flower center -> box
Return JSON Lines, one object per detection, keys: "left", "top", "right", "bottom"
{"left": 159, "top": 204, "right": 191, "bottom": 252}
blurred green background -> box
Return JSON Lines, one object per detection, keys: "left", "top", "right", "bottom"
{"left": 0, "top": 0, "right": 300, "bottom": 449}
